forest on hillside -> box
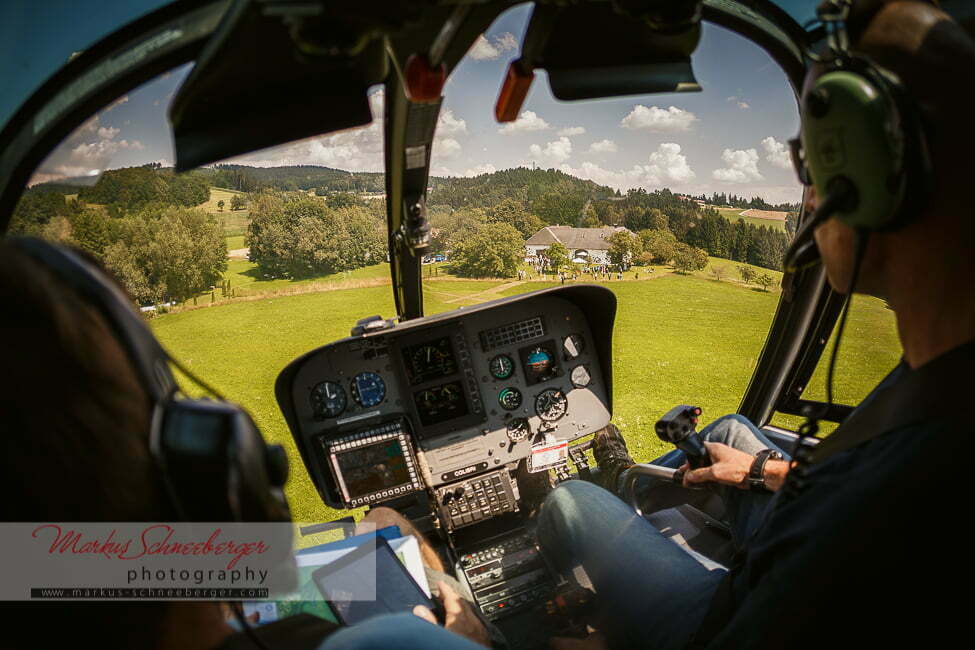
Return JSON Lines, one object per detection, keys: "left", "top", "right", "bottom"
{"left": 11, "top": 163, "right": 796, "bottom": 297}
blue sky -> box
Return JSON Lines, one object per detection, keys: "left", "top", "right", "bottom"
{"left": 34, "top": 4, "right": 803, "bottom": 204}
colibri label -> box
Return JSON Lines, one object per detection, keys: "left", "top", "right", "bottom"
{"left": 441, "top": 462, "right": 488, "bottom": 482}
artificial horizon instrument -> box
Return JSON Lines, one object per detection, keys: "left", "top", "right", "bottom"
{"left": 3, "top": 0, "right": 973, "bottom": 648}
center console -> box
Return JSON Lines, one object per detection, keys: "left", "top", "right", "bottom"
{"left": 275, "top": 285, "right": 616, "bottom": 640}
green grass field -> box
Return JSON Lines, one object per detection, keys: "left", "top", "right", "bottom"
{"left": 151, "top": 269, "right": 901, "bottom": 523}
{"left": 716, "top": 207, "right": 788, "bottom": 232}
{"left": 202, "top": 187, "right": 250, "bottom": 236}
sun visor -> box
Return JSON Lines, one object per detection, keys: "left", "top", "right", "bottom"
{"left": 526, "top": 2, "right": 703, "bottom": 101}
{"left": 169, "top": 0, "right": 389, "bottom": 171}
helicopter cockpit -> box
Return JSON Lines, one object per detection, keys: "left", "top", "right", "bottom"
{"left": 4, "top": 1, "right": 973, "bottom": 648}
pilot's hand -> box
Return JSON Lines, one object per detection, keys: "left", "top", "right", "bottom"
{"left": 414, "top": 580, "right": 490, "bottom": 648}
{"left": 681, "top": 442, "right": 755, "bottom": 490}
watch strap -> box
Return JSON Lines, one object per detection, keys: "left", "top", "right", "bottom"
{"left": 748, "top": 449, "right": 782, "bottom": 491}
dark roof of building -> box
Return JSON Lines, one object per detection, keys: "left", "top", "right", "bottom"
{"left": 524, "top": 226, "right": 631, "bottom": 250}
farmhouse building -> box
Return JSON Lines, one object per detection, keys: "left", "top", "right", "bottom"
{"left": 525, "top": 226, "right": 632, "bottom": 265}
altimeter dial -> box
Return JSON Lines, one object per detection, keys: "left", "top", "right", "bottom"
{"left": 507, "top": 418, "right": 531, "bottom": 442}
{"left": 535, "top": 388, "right": 568, "bottom": 422}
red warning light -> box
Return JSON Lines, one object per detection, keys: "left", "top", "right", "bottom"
{"left": 404, "top": 54, "right": 446, "bottom": 103}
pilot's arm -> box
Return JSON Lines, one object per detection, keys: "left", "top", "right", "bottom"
{"left": 682, "top": 442, "right": 791, "bottom": 492}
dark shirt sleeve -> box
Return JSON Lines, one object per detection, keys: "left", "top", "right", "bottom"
{"left": 705, "top": 417, "right": 970, "bottom": 649}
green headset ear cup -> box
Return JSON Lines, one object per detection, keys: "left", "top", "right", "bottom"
{"left": 801, "top": 68, "right": 907, "bottom": 231}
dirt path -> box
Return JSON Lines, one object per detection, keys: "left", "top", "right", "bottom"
{"left": 443, "top": 280, "right": 525, "bottom": 304}
{"left": 228, "top": 247, "right": 249, "bottom": 259}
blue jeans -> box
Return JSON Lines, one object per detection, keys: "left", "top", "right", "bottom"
{"left": 322, "top": 415, "right": 786, "bottom": 650}
{"left": 534, "top": 414, "right": 788, "bottom": 650}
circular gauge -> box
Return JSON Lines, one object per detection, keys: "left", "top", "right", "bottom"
{"left": 535, "top": 388, "right": 568, "bottom": 422}
{"left": 440, "top": 383, "right": 461, "bottom": 400}
{"left": 489, "top": 354, "right": 515, "bottom": 380}
{"left": 310, "top": 381, "right": 347, "bottom": 419}
{"left": 570, "top": 365, "right": 591, "bottom": 388}
{"left": 526, "top": 347, "right": 553, "bottom": 375}
{"left": 410, "top": 342, "right": 453, "bottom": 380}
{"left": 351, "top": 372, "right": 386, "bottom": 407}
{"left": 507, "top": 418, "right": 531, "bottom": 442}
{"left": 563, "top": 334, "right": 585, "bottom": 359}
{"left": 498, "top": 387, "right": 523, "bottom": 410}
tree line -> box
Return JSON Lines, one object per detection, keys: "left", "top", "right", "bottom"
{"left": 78, "top": 165, "right": 210, "bottom": 214}
{"left": 686, "top": 191, "right": 800, "bottom": 212}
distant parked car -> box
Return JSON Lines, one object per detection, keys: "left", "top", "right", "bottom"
{"left": 433, "top": 254, "right": 446, "bottom": 263}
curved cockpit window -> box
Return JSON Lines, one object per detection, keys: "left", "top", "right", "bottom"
{"left": 3, "top": 0, "right": 909, "bottom": 520}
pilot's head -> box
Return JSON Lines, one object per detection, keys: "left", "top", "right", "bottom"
{"left": 805, "top": 0, "right": 975, "bottom": 299}
{"left": 0, "top": 243, "right": 231, "bottom": 649}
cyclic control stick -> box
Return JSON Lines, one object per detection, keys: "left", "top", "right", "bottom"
{"left": 655, "top": 405, "right": 710, "bottom": 473}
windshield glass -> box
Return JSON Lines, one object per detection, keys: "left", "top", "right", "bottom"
{"left": 5, "top": 4, "right": 817, "bottom": 521}
{"left": 0, "top": 0, "right": 178, "bottom": 130}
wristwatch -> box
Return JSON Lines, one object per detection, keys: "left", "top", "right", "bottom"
{"left": 747, "top": 449, "right": 783, "bottom": 491}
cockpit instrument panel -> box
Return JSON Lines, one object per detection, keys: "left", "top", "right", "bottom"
{"left": 276, "top": 285, "right": 616, "bottom": 510}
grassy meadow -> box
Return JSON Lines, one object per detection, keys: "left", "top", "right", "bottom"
{"left": 716, "top": 207, "right": 788, "bottom": 232}
{"left": 203, "top": 187, "right": 250, "bottom": 236}
{"left": 151, "top": 265, "right": 901, "bottom": 523}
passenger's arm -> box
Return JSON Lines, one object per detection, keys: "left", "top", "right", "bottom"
{"left": 413, "top": 581, "right": 490, "bottom": 648}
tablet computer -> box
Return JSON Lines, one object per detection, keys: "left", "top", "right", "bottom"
{"left": 312, "top": 537, "right": 441, "bottom": 626}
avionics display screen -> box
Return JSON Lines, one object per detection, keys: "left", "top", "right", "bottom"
{"left": 334, "top": 440, "right": 411, "bottom": 498}
{"left": 414, "top": 380, "right": 469, "bottom": 427}
{"left": 402, "top": 336, "right": 458, "bottom": 385}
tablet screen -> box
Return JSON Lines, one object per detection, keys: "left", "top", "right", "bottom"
{"left": 313, "top": 539, "right": 435, "bottom": 625}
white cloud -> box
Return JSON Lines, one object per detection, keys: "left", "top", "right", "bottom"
{"left": 436, "top": 137, "right": 462, "bottom": 158}
{"left": 761, "top": 136, "right": 792, "bottom": 169}
{"left": 33, "top": 114, "right": 144, "bottom": 181}
{"left": 437, "top": 109, "right": 467, "bottom": 135}
{"left": 727, "top": 96, "right": 750, "bottom": 110}
{"left": 557, "top": 126, "right": 586, "bottom": 137}
{"left": 499, "top": 110, "right": 550, "bottom": 134}
{"left": 495, "top": 32, "right": 518, "bottom": 53}
{"left": 712, "top": 148, "right": 763, "bottom": 183}
{"left": 468, "top": 35, "right": 499, "bottom": 61}
{"left": 588, "top": 139, "right": 618, "bottom": 154}
{"left": 561, "top": 142, "right": 694, "bottom": 191}
{"left": 644, "top": 142, "right": 696, "bottom": 184}
{"left": 620, "top": 105, "right": 697, "bottom": 132}
{"left": 464, "top": 163, "right": 497, "bottom": 177}
{"left": 467, "top": 32, "right": 518, "bottom": 61}
{"left": 530, "top": 136, "right": 573, "bottom": 164}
